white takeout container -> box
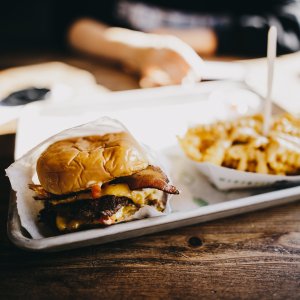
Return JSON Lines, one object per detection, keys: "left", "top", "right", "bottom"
{"left": 193, "top": 161, "right": 300, "bottom": 190}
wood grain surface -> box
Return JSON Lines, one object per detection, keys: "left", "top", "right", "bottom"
{"left": 0, "top": 55, "right": 300, "bottom": 299}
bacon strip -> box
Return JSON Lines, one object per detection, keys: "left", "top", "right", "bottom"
{"left": 111, "top": 165, "right": 179, "bottom": 194}
{"left": 29, "top": 165, "right": 179, "bottom": 203}
{"left": 28, "top": 184, "right": 50, "bottom": 199}
{"left": 29, "top": 184, "right": 92, "bottom": 203}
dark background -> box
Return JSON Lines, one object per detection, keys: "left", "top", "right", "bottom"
{"left": 1, "top": 0, "right": 299, "bottom": 55}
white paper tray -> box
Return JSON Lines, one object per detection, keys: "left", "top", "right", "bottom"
{"left": 8, "top": 81, "right": 300, "bottom": 251}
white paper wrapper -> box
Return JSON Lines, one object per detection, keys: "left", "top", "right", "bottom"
{"left": 6, "top": 117, "right": 172, "bottom": 239}
{"left": 192, "top": 161, "right": 300, "bottom": 190}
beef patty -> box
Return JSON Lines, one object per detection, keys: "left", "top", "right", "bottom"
{"left": 39, "top": 195, "right": 134, "bottom": 230}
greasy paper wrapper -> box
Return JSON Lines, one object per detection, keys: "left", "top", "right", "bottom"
{"left": 6, "top": 117, "right": 172, "bottom": 239}
{"left": 191, "top": 161, "right": 300, "bottom": 190}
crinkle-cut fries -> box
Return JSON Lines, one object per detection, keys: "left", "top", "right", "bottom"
{"left": 179, "top": 114, "right": 300, "bottom": 175}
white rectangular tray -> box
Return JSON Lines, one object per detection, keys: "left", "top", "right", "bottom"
{"left": 8, "top": 81, "right": 300, "bottom": 251}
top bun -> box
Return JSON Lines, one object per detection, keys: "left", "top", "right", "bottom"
{"left": 36, "top": 132, "right": 149, "bottom": 195}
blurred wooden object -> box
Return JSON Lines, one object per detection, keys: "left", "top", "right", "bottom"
{"left": 0, "top": 61, "right": 109, "bottom": 135}
{"left": 0, "top": 61, "right": 107, "bottom": 98}
{"left": 0, "top": 53, "right": 299, "bottom": 299}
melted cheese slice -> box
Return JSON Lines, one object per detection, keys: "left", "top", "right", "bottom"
{"left": 56, "top": 215, "right": 83, "bottom": 231}
{"left": 100, "top": 183, "right": 162, "bottom": 206}
{"left": 50, "top": 184, "right": 162, "bottom": 206}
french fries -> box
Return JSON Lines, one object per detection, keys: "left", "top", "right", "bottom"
{"left": 179, "top": 114, "right": 300, "bottom": 175}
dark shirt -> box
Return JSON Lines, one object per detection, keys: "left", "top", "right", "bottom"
{"left": 1, "top": 0, "right": 300, "bottom": 55}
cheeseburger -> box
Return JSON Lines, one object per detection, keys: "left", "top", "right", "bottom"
{"left": 29, "top": 131, "right": 179, "bottom": 232}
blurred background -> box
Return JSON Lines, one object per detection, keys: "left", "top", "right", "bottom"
{"left": 1, "top": 0, "right": 300, "bottom": 66}
{"left": 0, "top": 0, "right": 300, "bottom": 107}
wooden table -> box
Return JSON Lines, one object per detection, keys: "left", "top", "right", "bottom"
{"left": 0, "top": 54, "right": 300, "bottom": 299}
